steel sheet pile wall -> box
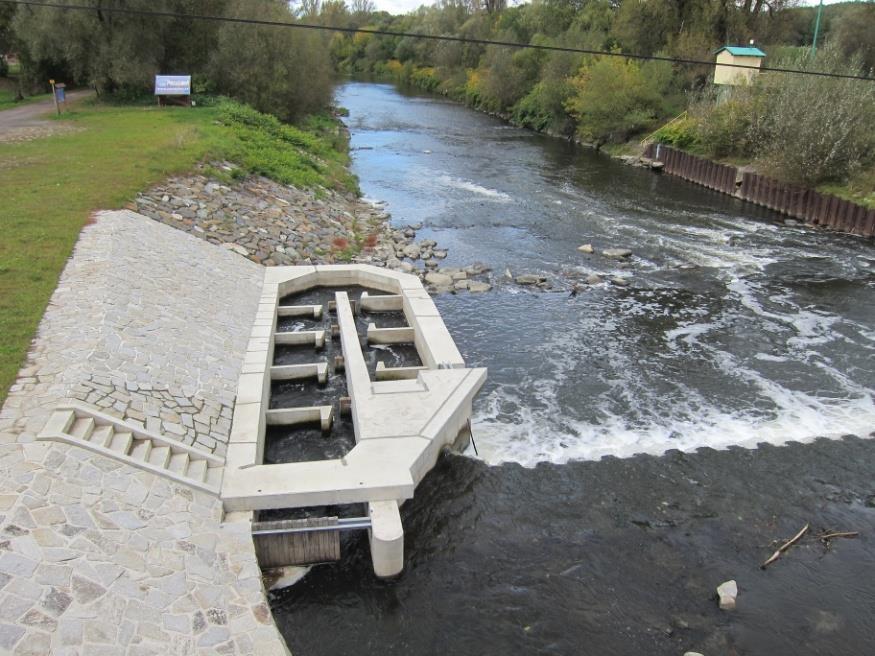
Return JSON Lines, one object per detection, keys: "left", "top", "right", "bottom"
{"left": 645, "top": 144, "right": 875, "bottom": 237}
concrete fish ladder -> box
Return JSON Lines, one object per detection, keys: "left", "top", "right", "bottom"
{"left": 221, "top": 265, "right": 486, "bottom": 578}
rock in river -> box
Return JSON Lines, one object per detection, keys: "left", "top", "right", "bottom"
{"left": 515, "top": 274, "right": 546, "bottom": 285}
{"left": 717, "top": 580, "right": 738, "bottom": 610}
{"left": 577, "top": 243, "right": 594, "bottom": 253}
{"left": 602, "top": 247, "right": 632, "bottom": 259}
{"left": 425, "top": 272, "right": 453, "bottom": 287}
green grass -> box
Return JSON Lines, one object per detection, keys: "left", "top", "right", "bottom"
{"left": 0, "top": 79, "right": 50, "bottom": 110}
{"left": 819, "top": 167, "right": 875, "bottom": 210}
{"left": 0, "top": 96, "right": 357, "bottom": 403}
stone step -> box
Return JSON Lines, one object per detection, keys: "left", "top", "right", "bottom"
{"left": 38, "top": 403, "right": 224, "bottom": 495}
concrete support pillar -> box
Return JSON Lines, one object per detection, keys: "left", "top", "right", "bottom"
{"left": 368, "top": 500, "right": 404, "bottom": 578}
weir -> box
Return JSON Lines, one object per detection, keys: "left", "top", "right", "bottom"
{"left": 221, "top": 264, "right": 486, "bottom": 577}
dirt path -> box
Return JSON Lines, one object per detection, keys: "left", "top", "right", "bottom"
{"left": 0, "top": 89, "right": 93, "bottom": 143}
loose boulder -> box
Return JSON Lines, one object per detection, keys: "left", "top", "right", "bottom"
{"left": 425, "top": 272, "right": 453, "bottom": 287}
{"left": 602, "top": 248, "right": 632, "bottom": 259}
{"left": 716, "top": 580, "right": 738, "bottom": 610}
{"left": 577, "top": 244, "right": 594, "bottom": 253}
{"left": 515, "top": 274, "right": 546, "bottom": 285}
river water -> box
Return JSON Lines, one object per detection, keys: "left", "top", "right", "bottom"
{"left": 271, "top": 82, "right": 875, "bottom": 655}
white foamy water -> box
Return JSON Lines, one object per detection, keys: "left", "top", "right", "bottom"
{"left": 436, "top": 174, "right": 512, "bottom": 202}
{"left": 469, "top": 269, "right": 875, "bottom": 467}
{"left": 471, "top": 354, "right": 875, "bottom": 467}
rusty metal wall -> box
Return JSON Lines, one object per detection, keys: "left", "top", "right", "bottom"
{"left": 644, "top": 144, "right": 875, "bottom": 238}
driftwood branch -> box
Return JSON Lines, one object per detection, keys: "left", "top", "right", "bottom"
{"left": 817, "top": 531, "right": 859, "bottom": 542}
{"left": 761, "top": 523, "right": 809, "bottom": 569}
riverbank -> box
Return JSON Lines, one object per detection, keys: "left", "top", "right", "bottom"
{"left": 630, "top": 144, "right": 875, "bottom": 238}
{"left": 131, "top": 163, "right": 494, "bottom": 293}
{"left": 0, "top": 97, "right": 356, "bottom": 404}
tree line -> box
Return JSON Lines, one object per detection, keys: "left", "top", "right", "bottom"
{"left": 0, "top": 0, "right": 333, "bottom": 121}
{"left": 317, "top": 0, "right": 875, "bottom": 187}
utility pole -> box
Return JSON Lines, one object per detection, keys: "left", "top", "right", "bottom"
{"left": 810, "top": 0, "right": 824, "bottom": 58}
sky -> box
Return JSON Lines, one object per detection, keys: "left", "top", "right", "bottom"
{"left": 370, "top": 0, "right": 855, "bottom": 18}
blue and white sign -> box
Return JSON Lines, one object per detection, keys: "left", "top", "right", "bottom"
{"left": 154, "top": 75, "right": 191, "bottom": 96}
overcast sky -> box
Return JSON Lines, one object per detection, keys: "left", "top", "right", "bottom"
{"left": 371, "top": 0, "right": 852, "bottom": 18}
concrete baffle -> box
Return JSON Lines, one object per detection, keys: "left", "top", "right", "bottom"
{"left": 369, "top": 500, "right": 404, "bottom": 577}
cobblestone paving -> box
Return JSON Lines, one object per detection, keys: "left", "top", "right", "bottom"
{"left": 0, "top": 211, "right": 290, "bottom": 655}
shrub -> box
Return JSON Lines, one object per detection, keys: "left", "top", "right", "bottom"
{"left": 650, "top": 115, "right": 700, "bottom": 150}
{"left": 565, "top": 56, "right": 673, "bottom": 147}
{"left": 694, "top": 46, "right": 875, "bottom": 185}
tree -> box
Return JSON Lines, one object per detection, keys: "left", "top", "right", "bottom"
{"left": 210, "top": 0, "right": 332, "bottom": 121}
{"left": 829, "top": 2, "right": 875, "bottom": 72}
{"left": 0, "top": 2, "right": 16, "bottom": 78}
{"left": 565, "top": 56, "right": 673, "bottom": 147}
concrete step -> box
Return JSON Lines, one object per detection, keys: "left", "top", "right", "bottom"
{"left": 90, "top": 425, "right": 114, "bottom": 447}
{"left": 168, "top": 451, "right": 190, "bottom": 474}
{"left": 38, "top": 403, "right": 224, "bottom": 495}
{"left": 110, "top": 431, "right": 133, "bottom": 454}
{"left": 69, "top": 417, "right": 95, "bottom": 441}
{"left": 186, "top": 459, "right": 207, "bottom": 482}
{"left": 130, "top": 439, "right": 152, "bottom": 461}
{"left": 148, "top": 445, "right": 171, "bottom": 468}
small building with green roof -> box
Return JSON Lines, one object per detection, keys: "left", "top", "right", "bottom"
{"left": 714, "top": 45, "right": 766, "bottom": 86}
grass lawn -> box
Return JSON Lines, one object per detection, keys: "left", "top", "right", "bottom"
{"left": 0, "top": 97, "right": 355, "bottom": 404}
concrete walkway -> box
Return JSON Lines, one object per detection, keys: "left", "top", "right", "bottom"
{"left": 0, "top": 211, "right": 289, "bottom": 655}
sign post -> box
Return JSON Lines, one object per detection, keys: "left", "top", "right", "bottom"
{"left": 154, "top": 75, "right": 192, "bottom": 107}
{"left": 49, "top": 78, "right": 60, "bottom": 116}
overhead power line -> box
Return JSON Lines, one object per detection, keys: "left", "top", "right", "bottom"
{"left": 2, "top": 0, "right": 874, "bottom": 82}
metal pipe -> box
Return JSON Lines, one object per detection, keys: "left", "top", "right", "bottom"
{"left": 252, "top": 517, "right": 372, "bottom": 536}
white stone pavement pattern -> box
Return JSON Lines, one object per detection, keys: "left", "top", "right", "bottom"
{"left": 0, "top": 211, "right": 291, "bottom": 655}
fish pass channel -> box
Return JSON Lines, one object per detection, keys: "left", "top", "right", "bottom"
{"left": 268, "top": 82, "right": 875, "bottom": 656}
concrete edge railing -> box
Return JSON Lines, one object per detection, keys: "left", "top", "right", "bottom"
{"left": 644, "top": 143, "right": 875, "bottom": 238}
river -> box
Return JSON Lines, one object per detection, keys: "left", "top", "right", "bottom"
{"left": 270, "top": 81, "right": 875, "bottom": 655}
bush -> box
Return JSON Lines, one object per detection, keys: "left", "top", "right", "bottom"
{"left": 692, "top": 93, "right": 756, "bottom": 158}
{"left": 565, "top": 56, "right": 673, "bottom": 147}
{"left": 651, "top": 115, "right": 700, "bottom": 150}
{"left": 212, "top": 100, "right": 357, "bottom": 192}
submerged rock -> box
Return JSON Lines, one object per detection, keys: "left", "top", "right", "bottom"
{"left": 515, "top": 274, "right": 546, "bottom": 285}
{"left": 717, "top": 580, "right": 738, "bottom": 610}
{"left": 468, "top": 281, "right": 491, "bottom": 293}
{"left": 602, "top": 247, "right": 633, "bottom": 259}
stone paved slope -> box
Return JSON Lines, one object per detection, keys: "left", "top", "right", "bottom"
{"left": 0, "top": 211, "right": 288, "bottom": 655}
